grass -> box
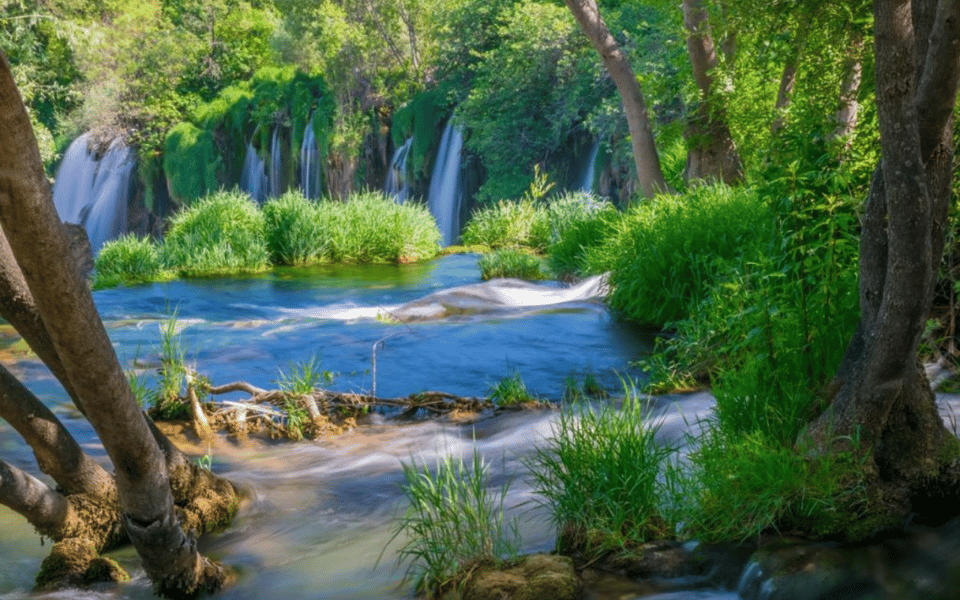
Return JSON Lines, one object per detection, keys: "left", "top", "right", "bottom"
{"left": 391, "top": 449, "right": 521, "bottom": 596}
{"left": 461, "top": 198, "right": 540, "bottom": 249}
{"left": 488, "top": 371, "right": 538, "bottom": 405}
{"left": 478, "top": 248, "right": 548, "bottom": 281}
{"left": 162, "top": 189, "right": 270, "bottom": 277}
{"left": 275, "top": 354, "right": 333, "bottom": 396}
{"left": 152, "top": 311, "right": 191, "bottom": 420}
{"left": 93, "top": 234, "right": 167, "bottom": 289}
{"left": 528, "top": 391, "right": 677, "bottom": 557}
{"left": 262, "top": 191, "right": 329, "bottom": 266}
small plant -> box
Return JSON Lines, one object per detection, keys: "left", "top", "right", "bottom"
{"left": 153, "top": 312, "right": 190, "bottom": 420}
{"left": 93, "top": 234, "right": 167, "bottom": 289}
{"left": 528, "top": 389, "right": 677, "bottom": 557}
{"left": 488, "top": 370, "right": 537, "bottom": 405}
{"left": 478, "top": 248, "right": 547, "bottom": 281}
{"left": 390, "top": 449, "right": 521, "bottom": 596}
{"left": 283, "top": 398, "right": 310, "bottom": 441}
{"left": 276, "top": 354, "right": 332, "bottom": 397}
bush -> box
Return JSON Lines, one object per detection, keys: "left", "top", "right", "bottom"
{"left": 262, "top": 191, "right": 328, "bottom": 266}
{"left": 478, "top": 248, "right": 547, "bottom": 281}
{"left": 528, "top": 392, "right": 677, "bottom": 557}
{"left": 162, "top": 189, "right": 269, "bottom": 277}
{"left": 93, "top": 234, "right": 166, "bottom": 289}
{"left": 679, "top": 425, "right": 873, "bottom": 543}
{"left": 606, "top": 184, "right": 772, "bottom": 325}
{"left": 323, "top": 191, "right": 440, "bottom": 263}
{"left": 461, "top": 199, "right": 540, "bottom": 249}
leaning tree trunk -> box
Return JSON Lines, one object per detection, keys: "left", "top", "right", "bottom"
{"left": 807, "top": 0, "right": 960, "bottom": 521}
{"left": 564, "top": 0, "right": 669, "bottom": 198}
{"left": 681, "top": 0, "right": 744, "bottom": 185}
{"left": 0, "top": 51, "right": 230, "bottom": 598}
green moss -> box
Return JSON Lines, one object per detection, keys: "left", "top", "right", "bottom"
{"left": 391, "top": 88, "right": 449, "bottom": 181}
{"left": 937, "top": 434, "right": 960, "bottom": 466}
{"left": 163, "top": 123, "right": 221, "bottom": 204}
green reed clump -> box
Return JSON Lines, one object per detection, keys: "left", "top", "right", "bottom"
{"left": 679, "top": 425, "right": 874, "bottom": 543}
{"left": 528, "top": 392, "right": 677, "bottom": 557}
{"left": 162, "top": 189, "right": 269, "bottom": 277}
{"left": 488, "top": 370, "right": 538, "bottom": 405}
{"left": 478, "top": 248, "right": 548, "bottom": 281}
{"left": 93, "top": 234, "right": 167, "bottom": 289}
{"left": 151, "top": 311, "right": 191, "bottom": 420}
{"left": 605, "top": 184, "right": 772, "bottom": 326}
{"left": 262, "top": 191, "right": 329, "bottom": 266}
{"left": 323, "top": 191, "right": 440, "bottom": 263}
{"left": 392, "top": 449, "right": 520, "bottom": 596}
{"left": 275, "top": 354, "right": 333, "bottom": 396}
{"left": 461, "top": 198, "right": 540, "bottom": 249}
{"left": 528, "top": 191, "right": 614, "bottom": 251}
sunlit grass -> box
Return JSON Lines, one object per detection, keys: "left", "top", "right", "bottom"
{"left": 93, "top": 234, "right": 168, "bottom": 289}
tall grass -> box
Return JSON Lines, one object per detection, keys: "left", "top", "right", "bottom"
{"left": 392, "top": 449, "right": 520, "bottom": 596}
{"left": 162, "top": 189, "right": 269, "bottom": 277}
{"left": 605, "top": 184, "right": 772, "bottom": 326}
{"left": 461, "top": 198, "right": 540, "bottom": 249}
{"left": 478, "top": 248, "right": 547, "bottom": 281}
{"left": 528, "top": 391, "right": 677, "bottom": 557}
{"left": 93, "top": 234, "right": 166, "bottom": 289}
{"left": 262, "top": 191, "right": 329, "bottom": 266}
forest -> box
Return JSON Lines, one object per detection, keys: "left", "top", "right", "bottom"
{"left": 2, "top": 0, "right": 960, "bottom": 599}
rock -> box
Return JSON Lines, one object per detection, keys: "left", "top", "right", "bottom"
{"left": 462, "top": 554, "right": 582, "bottom": 600}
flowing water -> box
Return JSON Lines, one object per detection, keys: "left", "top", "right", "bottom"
{"left": 0, "top": 255, "right": 740, "bottom": 599}
{"left": 427, "top": 121, "right": 465, "bottom": 247}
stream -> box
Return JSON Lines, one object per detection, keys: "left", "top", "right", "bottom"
{"left": 0, "top": 254, "right": 739, "bottom": 599}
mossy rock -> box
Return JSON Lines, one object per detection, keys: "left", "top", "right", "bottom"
{"left": 461, "top": 554, "right": 581, "bottom": 600}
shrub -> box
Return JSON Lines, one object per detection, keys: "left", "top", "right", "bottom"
{"left": 392, "top": 449, "right": 520, "bottom": 596}
{"left": 679, "top": 425, "right": 873, "bottom": 543}
{"left": 478, "top": 248, "right": 547, "bottom": 281}
{"left": 606, "top": 184, "right": 772, "bottom": 325}
{"left": 324, "top": 191, "right": 440, "bottom": 263}
{"left": 262, "top": 191, "right": 328, "bottom": 266}
{"left": 461, "top": 199, "right": 540, "bottom": 249}
{"left": 162, "top": 189, "right": 269, "bottom": 277}
{"left": 528, "top": 392, "right": 677, "bottom": 557}
{"left": 93, "top": 234, "right": 166, "bottom": 289}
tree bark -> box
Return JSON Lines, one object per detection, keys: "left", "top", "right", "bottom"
{"left": 808, "top": 0, "right": 960, "bottom": 519}
{"left": 681, "top": 0, "right": 744, "bottom": 185}
{"left": 564, "top": 0, "right": 669, "bottom": 198}
{"left": 0, "top": 51, "right": 227, "bottom": 598}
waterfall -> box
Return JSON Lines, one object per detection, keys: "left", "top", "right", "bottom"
{"left": 269, "top": 126, "right": 283, "bottom": 199}
{"left": 300, "top": 119, "right": 322, "bottom": 199}
{"left": 385, "top": 136, "right": 413, "bottom": 202}
{"left": 579, "top": 140, "right": 600, "bottom": 193}
{"left": 427, "top": 121, "right": 464, "bottom": 246}
{"left": 52, "top": 133, "right": 135, "bottom": 255}
{"left": 240, "top": 142, "right": 268, "bottom": 204}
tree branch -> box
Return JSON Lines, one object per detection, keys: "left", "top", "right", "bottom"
{"left": 0, "top": 459, "right": 70, "bottom": 537}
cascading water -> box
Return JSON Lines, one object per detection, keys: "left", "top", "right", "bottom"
{"left": 269, "top": 126, "right": 283, "bottom": 199}
{"left": 52, "top": 133, "right": 135, "bottom": 255}
{"left": 300, "top": 118, "right": 323, "bottom": 199}
{"left": 240, "top": 141, "right": 268, "bottom": 204}
{"left": 579, "top": 140, "right": 600, "bottom": 193}
{"left": 427, "top": 120, "right": 465, "bottom": 246}
{"left": 384, "top": 136, "right": 413, "bottom": 203}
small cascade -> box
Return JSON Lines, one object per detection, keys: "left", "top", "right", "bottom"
{"left": 427, "top": 120, "right": 465, "bottom": 246}
{"left": 52, "top": 133, "right": 135, "bottom": 255}
{"left": 268, "top": 126, "right": 283, "bottom": 199}
{"left": 240, "top": 142, "right": 268, "bottom": 204}
{"left": 579, "top": 140, "right": 600, "bottom": 193}
{"left": 385, "top": 136, "right": 413, "bottom": 202}
{"left": 300, "top": 119, "right": 323, "bottom": 199}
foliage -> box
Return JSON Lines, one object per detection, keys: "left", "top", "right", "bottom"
{"left": 162, "top": 189, "right": 269, "bottom": 277}
{"left": 478, "top": 249, "right": 547, "bottom": 281}
{"left": 488, "top": 370, "right": 538, "bottom": 405}
{"left": 528, "top": 393, "right": 676, "bottom": 557}
{"left": 605, "top": 184, "right": 773, "bottom": 326}
{"left": 528, "top": 191, "right": 611, "bottom": 251}
{"left": 163, "top": 122, "right": 221, "bottom": 203}
{"left": 679, "top": 425, "right": 875, "bottom": 543}
{"left": 153, "top": 311, "right": 190, "bottom": 420}
{"left": 262, "top": 191, "right": 329, "bottom": 266}
{"left": 275, "top": 354, "right": 332, "bottom": 397}
{"left": 93, "top": 234, "right": 166, "bottom": 289}
{"left": 461, "top": 199, "right": 540, "bottom": 249}
{"left": 392, "top": 449, "right": 521, "bottom": 596}
{"left": 320, "top": 191, "right": 440, "bottom": 263}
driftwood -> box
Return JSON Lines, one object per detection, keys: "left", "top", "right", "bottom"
{"left": 162, "top": 376, "right": 552, "bottom": 442}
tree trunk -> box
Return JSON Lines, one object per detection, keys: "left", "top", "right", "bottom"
{"left": 807, "top": 0, "right": 960, "bottom": 523}
{"left": 681, "top": 0, "right": 744, "bottom": 185}
{"left": 564, "top": 0, "right": 668, "bottom": 198}
{"left": 830, "top": 35, "right": 865, "bottom": 143}
{"left": 0, "top": 51, "right": 230, "bottom": 598}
